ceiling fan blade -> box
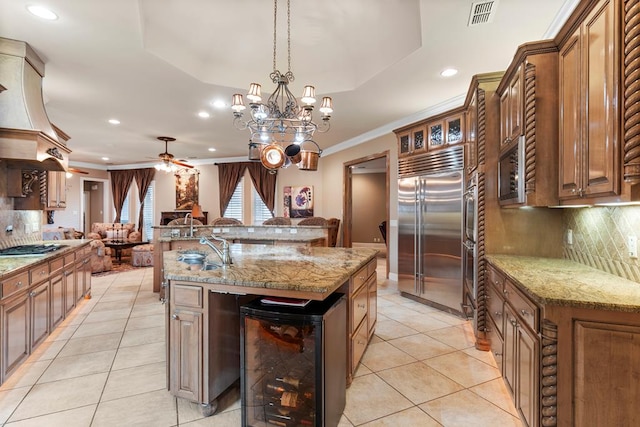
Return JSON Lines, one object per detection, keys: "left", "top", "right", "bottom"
{"left": 68, "top": 167, "right": 89, "bottom": 174}
{"left": 171, "top": 160, "right": 193, "bottom": 168}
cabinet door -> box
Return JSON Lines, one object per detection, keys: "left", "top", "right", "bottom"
{"left": 428, "top": 121, "right": 444, "bottom": 149}
{"left": 397, "top": 130, "right": 412, "bottom": 157}
{"left": 558, "top": 29, "right": 582, "bottom": 199}
{"left": 582, "top": 0, "right": 618, "bottom": 197}
{"left": 50, "top": 274, "right": 64, "bottom": 329}
{"left": 30, "top": 281, "right": 50, "bottom": 349}
{"left": 2, "top": 294, "right": 29, "bottom": 381}
{"left": 445, "top": 114, "right": 464, "bottom": 145}
{"left": 503, "top": 306, "right": 517, "bottom": 395}
{"left": 500, "top": 90, "right": 510, "bottom": 147}
{"left": 517, "top": 324, "right": 539, "bottom": 427}
{"left": 46, "top": 172, "right": 66, "bottom": 209}
{"left": 507, "top": 69, "right": 522, "bottom": 143}
{"left": 466, "top": 91, "right": 478, "bottom": 171}
{"left": 412, "top": 125, "right": 427, "bottom": 153}
{"left": 64, "top": 268, "right": 76, "bottom": 315}
{"left": 169, "top": 309, "right": 203, "bottom": 402}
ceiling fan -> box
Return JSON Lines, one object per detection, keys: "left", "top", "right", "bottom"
{"left": 155, "top": 136, "right": 193, "bottom": 169}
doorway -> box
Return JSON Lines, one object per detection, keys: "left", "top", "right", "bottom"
{"left": 80, "top": 179, "right": 108, "bottom": 236}
{"left": 343, "top": 151, "right": 390, "bottom": 278}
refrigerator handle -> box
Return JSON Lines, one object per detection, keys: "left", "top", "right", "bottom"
{"left": 415, "top": 178, "right": 422, "bottom": 294}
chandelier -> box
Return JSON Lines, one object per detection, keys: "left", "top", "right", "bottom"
{"left": 231, "top": 0, "right": 333, "bottom": 172}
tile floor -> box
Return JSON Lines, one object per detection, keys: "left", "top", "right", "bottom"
{"left": 0, "top": 259, "right": 523, "bottom": 426}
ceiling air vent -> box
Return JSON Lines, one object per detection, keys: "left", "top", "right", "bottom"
{"left": 468, "top": 0, "right": 498, "bottom": 26}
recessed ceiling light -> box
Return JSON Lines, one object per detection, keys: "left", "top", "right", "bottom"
{"left": 108, "top": 119, "right": 120, "bottom": 125}
{"left": 212, "top": 100, "right": 226, "bottom": 109}
{"left": 440, "top": 68, "right": 458, "bottom": 77}
{"left": 198, "top": 111, "right": 210, "bottom": 119}
{"left": 27, "top": 5, "right": 58, "bottom": 20}
{"left": 208, "top": 148, "right": 216, "bottom": 152}
{"left": 101, "top": 157, "right": 109, "bottom": 161}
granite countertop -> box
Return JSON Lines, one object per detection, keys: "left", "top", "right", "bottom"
{"left": 163, "top": 244, "right": 378, "bottom": 299}
{"left": 487, "top": 254, "right": 640, "bottom": 312}
{"left": 0, "top": 240, "right": 92, "bottom": 278}
{"left": 156, "top": 235, "right": 326, "bottom": 243}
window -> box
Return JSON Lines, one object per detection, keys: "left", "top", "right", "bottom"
{"left": 119, "top": 194, "right": 130, "bottom": 223}
{"left": 143, "top": 182, "right": 154, "bottom": 241}
{"left": 225, "top": 177, "right": 244, "bottom": 221}
{"left": 253, "top": 186, "right": 273, "bottom": 224}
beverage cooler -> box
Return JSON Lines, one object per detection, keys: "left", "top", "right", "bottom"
{"left": 240, "top": 293, "right": 346, "bottom": 427}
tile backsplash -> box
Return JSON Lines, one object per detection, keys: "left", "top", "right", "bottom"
{"left": 563, "top": 206, "right": 640, "bottom": 283}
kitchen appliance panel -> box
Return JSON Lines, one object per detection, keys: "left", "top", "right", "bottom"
{"left": 398, "top": 176, "right": 419, "bottom": 295}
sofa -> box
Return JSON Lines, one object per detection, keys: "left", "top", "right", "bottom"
{"left": 87, "top": 223, "right": 142, "bottom": 242}
{"left": 42, "top": 227, "right": 112, "bottom": 273}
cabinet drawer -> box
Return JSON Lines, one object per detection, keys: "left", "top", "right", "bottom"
{"left": 486, "top": 264, "right": 505, "bottom": 293}
{"left": 29, "top": 263, "right": 49, "bottom": 283}
{"left": 351, "top": 283, "right": 368, "bottom": 333}
{"left": 351, "top": 316, "right": 368, "bottom": 371}
{"left": 486, "top": 284, "right": 504, "bottom": 337}
{"left": 351, "top": 264, "right": 369, "bottom": 292}
{"left": 173, "top": 284, "right": 203, "bottom": 309}
{"left": 366, "top": 259, "right": 377, "bottom": 279}
{"left": 505, "top": 280, "right": 539, "bottom": 333}
{"left": 1, "top": 271, "right": 29, "bottom": 299}
{"left": 64, "top": 253, "right": 75, "bottom": 267}
{"left": 49, "top": 257, "right": 64, "bottom": 274}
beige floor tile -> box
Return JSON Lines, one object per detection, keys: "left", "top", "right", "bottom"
{"left": 47, "top": 322, "right": 80, "bottom": 341}
{"left": 343, "top": 373, "right": 413, "bottom": 425}
{"left": 0, "top": 386, "right": 30, "bottom": 424}
{"left": 420, "top": 389, "right": 523, "bottom": 427}
{"left": 111, "top": 341, "right": 166, "bottom": 370}
{"left": 353, "top": 362, "right": 372, "bottom": 378}
{"left": 8, "top": 372, "right": 107, "bottom": 421}
{"left": 377, "top": 361, "right": 464, "bottom": 404}
{"left": 177, "top": 381, "right": 241, "bottom": 424}
{"left": 399, "top": 301, "right": 439, "bottom": 315}
{"left": 425, "top": 325, "right": 477, "bottom": 349}
{"left": 57, "top": 332, "right": 122, "bottom": 358}
{"left": 470, "top": 378, "right": 519, "bottom": 418}
{"left": 338, "top": 414, "right": 355, "bottom": 426}
{"left": 361, "top": 341, "right": 416, "bottom": 372}
{"left": 98, "top": 291, "right": 138, "bottom": 303}
{"left": 361, "top": 406, "right": 441, "bottom": 426}
{"left": 71, "top": 318, "right": 127, "bottom": 339}
{"left": 388, "top": 333, "right": 457, "bottom": 360}
{"left": 3, "top": 405, "right": 96, "bottom": 427}
{"left": 101, "top": 361, "right": 166, "bottom": 401}
{"left": 0, "top": 359, "right": 51, "bottom": 389}
{"left": 120, "top": 325, "right": 165, "bottom": 347}
{"left": 91, "top": 299, "right": 135, "bottom": 313}
{"left": 374, "top": 319, "right": 419, "bottom": 341}
{"left": 130, "top": 301, "right": 164, "bottom": 317}
{"left": 125, "top": 313, "right": 165, "bottom": 330}
{"left": 423, "top": 351, "right": 501, "bottom": 388}
{"left": 83, "top": 308, "right": 132, "bottom": 323}
{"left": 26, "top": 338, "right": 66, "bottom": 362}
{"left": 462, "top": 346, "right": 499, "bottom": 368}
{"left": 384, "top": 311, "right": 452, "bottom": 333}
{"left": 179, "top": 408, "right": 242, "bottom": 426}
{"left": 92, "top": 389, "right": 177, "bottom": 427}
{"left": 429, "top": 310, "right": 469, "bottom": 326}
{"left": 37, "top": 349, "right": 116, "bottom": 383}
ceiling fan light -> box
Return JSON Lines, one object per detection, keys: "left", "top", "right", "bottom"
{"left": 301, "top": 85, "right": 316, "bottom": 104}
{"left": 247, "top": 83, "right": 262, "bottom": 102}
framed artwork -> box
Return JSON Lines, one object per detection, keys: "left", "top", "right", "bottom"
{"left": 290, "top": 186, "right": 314, "bottom": 218}
{"left": 175, "top": 168, "right": 199, "bottom": 210}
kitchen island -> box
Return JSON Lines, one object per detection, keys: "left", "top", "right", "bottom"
{"left": 484, "top": 255, "right": 640, "bottom": 427}
{"left": 163, "top": 244, "right": 378, "bottom": 415}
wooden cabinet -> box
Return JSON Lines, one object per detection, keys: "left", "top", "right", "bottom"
{"left": 499, "top": 67, "right": 523, "bottom": 147}
{"left": 0, "top": 243, "right": 91, "bottom": 385}
{"left": 347, "top": 258, "right": 377, "bottom": 383}
{"left": 397, "top": 124, "right": 426, "bottom": 157}
{"left": 558, "top": 0, "right": 620, "bottom": 202}
{"left": 496, "top": 41, "right": 559, "bottom": 207}
{"left": 46, "top": 171, "right": 67, "bottom": 209}
{"left": 485, "top": 262, "right": 540, "bottom": 427}
{"left": 168, "top": 300, "right": 203, "bottom": 403}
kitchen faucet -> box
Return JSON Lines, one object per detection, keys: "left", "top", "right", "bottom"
{"left": 199, "top": 235, "right": 232, "bottom": 266}
{"left": 184, "top": 213, "right": 195, "bottom": 237}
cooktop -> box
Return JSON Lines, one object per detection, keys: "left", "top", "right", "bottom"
{"left": 0, "top": 244, "right": 67, "bottom": 257}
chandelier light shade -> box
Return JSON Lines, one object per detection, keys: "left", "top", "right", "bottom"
{"left": 155, "top": 161, "right": 178, "bottom": 173}
{"left": 232, "top": 0, "right": 332, "bottom": 172}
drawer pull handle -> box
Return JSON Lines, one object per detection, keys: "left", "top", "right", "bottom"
{"left": 29, "top": 291, "right": 36, "bottom": 297}
{"left": 494, "top": 351, "right": 502, "bottom": 357}
{"left": 521, "top": 309, "right": 530, "bottom": 316}
{"left": 510, "top": 319, "right": 517, "bottom": 327}
{"left": 171, "top": 314, "right": 179, "bottom": 320}
{"left": 494, "top": 311, "right": 502, "bottom": 317}
{"left": 357, "top": 340, "right": 366, "bottom": 345}
{"left": 357, "top": 303, "right": 366, "bottom": 309}
{"left": 485, "top": 327, "right": 492, "bottom": 333}
{"left": 16, "top": 281, "right": 23, "bottom": 287}
{"left": 40, "top": 270, "right": 46, "bottom": 275}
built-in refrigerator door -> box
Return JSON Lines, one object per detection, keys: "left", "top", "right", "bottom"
{"left": 419, "top": 171, "right": 463, "bottom": 313}
{"left": 398, "top": 176, "right": 419, "bottom": 296}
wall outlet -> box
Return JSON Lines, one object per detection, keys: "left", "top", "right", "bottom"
{"left": 566, "top": 229, "right": 573, "bottom": 245}
{"left": 628, "top": 235, "right": 638, "bottom": 259}
{"left": 5, "top": 225, "right": 13, "bottom": 233}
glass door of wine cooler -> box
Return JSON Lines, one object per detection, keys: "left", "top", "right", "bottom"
{"left": 240, "top": 293, "right": 346, "bottom": 427}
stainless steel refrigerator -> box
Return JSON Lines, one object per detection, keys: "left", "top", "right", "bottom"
{"left": 398, "top": 145, "right": 464, "bottom": 315}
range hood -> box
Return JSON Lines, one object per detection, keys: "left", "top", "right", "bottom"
{"left": 0, "top": 37, "right": 69, "bottom": 172}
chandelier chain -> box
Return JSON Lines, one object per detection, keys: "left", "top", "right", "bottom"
{"left": 272, "top": 0, "right": 277, "bottom": 73}
{"left": 287, "top": 0, "right": 291, "bottom": 73}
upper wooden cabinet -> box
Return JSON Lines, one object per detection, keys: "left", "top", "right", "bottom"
{"left": 395, "top": 109, "right": 466, "bottom": 158}
{"left": 496, "top": 41, "right": 559, "bottom": 207}
{"left": 46, "top": 171, "right": 66, "bottom": 210}
{"left": 558, "top": 0, "right": 620, "bottom": 203}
